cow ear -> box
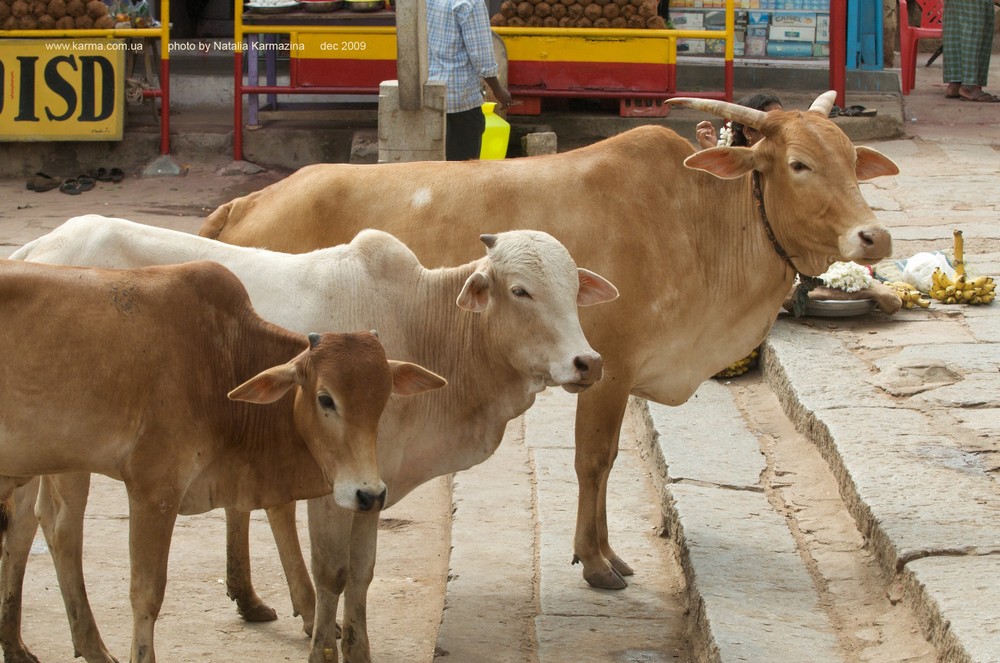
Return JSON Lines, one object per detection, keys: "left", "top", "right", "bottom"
{"left": 684, "top": 146, "right": 756, "bottom": 179}
{"left": 388, "top": 360, "right": 448, "bottom": 396}
{"left": 457, "top": 271, "right": 491, "bottom": 312}
{"left": 228, "top": 364, "right": 300, "bottom": 404}
{"left": 577, "top": 268, "right": 619, "bottom": 306}
{"left": 855, "top": 146, "right": 899, "bottom": 181}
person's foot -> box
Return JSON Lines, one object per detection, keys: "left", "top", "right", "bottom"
{"left": 945, "top": 82, "right": 961, "bottom": 98}
{"left": 958, "top": 85, "right": 1000, "bottom": 102}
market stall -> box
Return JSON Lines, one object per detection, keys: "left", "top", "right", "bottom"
{"left": 233, "top": 0, "right": 735, "bottom": 160}
{"left": 0, "top": 0, "right": 172, "bottom": 152}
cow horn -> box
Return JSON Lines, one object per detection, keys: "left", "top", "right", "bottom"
{"left": 480, "top": 234, "right": 497, "bottom": 249}
{"left": 308, "top": 332, "right": 321, "bottom": 348}
{"left": 665, "top": 97, "right": 767, "bottom": 130}
{"left": 808, "top": 90, "right": 837, "bottom": 117}
{"left": 369, "top": 329, "right": 379, "bottom": 338}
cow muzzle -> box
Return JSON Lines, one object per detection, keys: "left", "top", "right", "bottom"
{"left": 561, "top": 352, "right": 604, "bottom": 393}
{"left": 356, "top": 486, "right": 388, "bottom": 512}
{"left": 843, "top": 224, "right": 892, "bottom": 263}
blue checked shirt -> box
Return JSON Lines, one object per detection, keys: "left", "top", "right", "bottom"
{"left": 427, "top": 0, "right": 499, "bottom": 113}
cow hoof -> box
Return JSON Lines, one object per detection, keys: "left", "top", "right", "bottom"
{"left": 4, "top": 648, "right": 42, "bottom": 663}
{"left": 609, "top": 555, "right": 634, "bottom": 577}
{"left": 238, "top": 602, "right": 278, "bottom": 622}
{"left": 584, "top": 566, "right": 628, "bottom": 590}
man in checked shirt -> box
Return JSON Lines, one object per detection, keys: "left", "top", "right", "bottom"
{"left": 427, "top": 0, "right": 513, "bottom": 160}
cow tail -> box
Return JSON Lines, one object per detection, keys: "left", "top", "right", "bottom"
{"left": 199, "top": 201, "right": 234, "bottom": 239}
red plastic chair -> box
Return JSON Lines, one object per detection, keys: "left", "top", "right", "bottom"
{"left": 898, "top": 0, "right": 943, "bottom": 94}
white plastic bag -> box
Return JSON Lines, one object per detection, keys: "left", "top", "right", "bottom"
{"left": 902, "top": 252, "right": 955, "bottom": 293}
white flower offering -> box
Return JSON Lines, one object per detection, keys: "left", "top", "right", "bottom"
{"left": 819, "top": 261, "right": 872, "bottom": 293}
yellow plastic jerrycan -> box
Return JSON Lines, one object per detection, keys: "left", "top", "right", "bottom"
{"left": 480, "top": 102, "right": 510, "bottom": 160}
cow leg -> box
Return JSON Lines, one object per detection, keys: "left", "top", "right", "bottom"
{"left": 306, "top": 495, "right": 354, "bottom": 663}
{"left": 572, "top": 381, "right": 631, "bottom": 590}
{"left": 265, "top": 502, "right": 316, "bottom": 635}
{"left": 36, "top": 473, "right": 119, "bottom": 663}
{"left": 597, "top": 460, "right": 634, "bottom": 577}
{"left": 340, "top": 511, "right": 377, "bottom": 663}
{"left": 127, "top": 489, "right": 179, "bottom": 663}
{"left": 224, "top": 508, "right": 278, "bottom": 623}
{"left": 0, "top": 477, "right": 41, "bottom": 663}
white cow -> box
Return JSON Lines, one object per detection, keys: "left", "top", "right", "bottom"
{"left": 4, "top": 215, "right": 618, "bottom": 663}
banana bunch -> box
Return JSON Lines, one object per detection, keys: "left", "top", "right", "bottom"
{"left": 714, "top": 349, "right": 759, "bottom": 379}
{"left": 929, "top": 270, "right": 995, "bottom": 305}
{"left": 928, "top": 230, "right": 995, "bottom": 305}
{"left": 886, "top": 281, "right": 931, "bottom": 308}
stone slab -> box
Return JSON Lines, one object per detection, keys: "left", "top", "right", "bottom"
{"left": 904, "top": 555, "right": 1000, "bottom": 663}
{"left": 645, "top": 381, "right": 765, "bottom": 490}
{"left": 665, "top": 483, "right": 841, "bottom": 662}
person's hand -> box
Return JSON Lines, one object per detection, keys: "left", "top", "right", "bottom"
{"left": 494, "top": 86, "right": 513, "bottom": 110}
{"left": 695, "top": 120, "right": 716, "bottom": 149}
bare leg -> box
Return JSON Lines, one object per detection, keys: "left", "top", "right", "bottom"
{"left": 224, "top": 508, "right": 278, "bottom": 623}
{"left": 572, "top": 381, "right": 631, "bottom": 589}
{"left": 0, "top": 477, "right": 41, "bottom": 663}
{"left": 306, "top": 495, "right": 355, "bottom": 663}
{"left": 341, "top": 512, "right": 378, "bottom": 663}
{"left": 37, "top": 473, "right": 119, "bottom": 662}
{"left": 265, "top": 502, "right": 316, "bottom": 635}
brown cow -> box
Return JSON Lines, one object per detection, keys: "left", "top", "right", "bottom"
{"left": 199, "top": 91, "right": 898, "bottom": 596}
{"left": 0, "top": 259, "right": 445, "bottom": 663}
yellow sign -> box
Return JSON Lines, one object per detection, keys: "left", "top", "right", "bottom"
{"left": 1, "top": 39, "right": 126, "bottom": 141}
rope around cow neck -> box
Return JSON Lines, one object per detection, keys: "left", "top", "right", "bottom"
{"left": 751, "top": 170, "right": 799, "bottom": 275}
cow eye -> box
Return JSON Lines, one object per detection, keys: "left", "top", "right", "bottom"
{"left": 318, "top": 393, "right": 336, "bottom": 410}
{"left": 511, "top": 286, "right": 532, "bottom": 299}
{"left": 790, "top": 160, "right": 810, "bottom": 173}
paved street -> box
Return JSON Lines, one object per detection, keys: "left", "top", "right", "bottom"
{"left": 1, "top": 57, "right": 998, "bottom": 663}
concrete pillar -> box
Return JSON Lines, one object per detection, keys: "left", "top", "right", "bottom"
{"left": 395, "top": 0, "right": 428, "bottom": 110}
{"left": 377, "top": 80, "right": 447, "bottom": 163}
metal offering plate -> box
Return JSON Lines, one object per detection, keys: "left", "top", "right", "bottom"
{"left": 301, "top": 0, "right": 343, "bottom": 10}
{"left": 803, "top": 298, "right": 877, "bottom": 317}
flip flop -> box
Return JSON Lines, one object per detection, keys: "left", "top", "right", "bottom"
{"left": 840, "top": 105, "right": 877, "bottom": 117}
{"left": 110, "top": 167, "right": 125, "bottom": 183}
{"left": 59, "top": 179, "right": 83, "bottom": 195}
{"left": 27, "top": 172, "right": 61, "bottom": 192}
{"left": 77, "top": 175, "right": 96, "bottom": 192}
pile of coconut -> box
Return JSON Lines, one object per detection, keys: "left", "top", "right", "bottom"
{"left": 490, "top": 0, "right": 668, "bottom": 29}
{"left": 0, "top": 0, "right": 116, "bottom": 30}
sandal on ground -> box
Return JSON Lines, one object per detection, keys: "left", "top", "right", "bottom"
{"left": 840, "top": 105, "right": 877, "bottom": 117}
{"left": 77, "top": 174, "right": 96, "bottom": 192}
{"left": 110, "top": 167, "right": 125, "bottom": 183}
{"left": 959, "top": 90, "right": 1000, "bottom": 102}
{"left": 59, "top": 179, "right": 83, "bottom": 195}
{"left": 26, "top": 172, "right": 61, "bottom": 192}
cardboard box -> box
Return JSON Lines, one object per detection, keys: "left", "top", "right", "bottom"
{"left": 815, "top": 14, "right": 830, "bottom": 43}
{"left": 706, "top": 38, "right": 726, "bottom": 54}
{"left": 704, "top": 10, "right": 727, "bottom": 27}
{"left": 769, "top": 25, "right": 816, "bottom": 41}
{"left": 677, "top": 39, "right": 707, "bottom": 54}
{"left": 745, "top": 34, "right": 767, "bottom": 56}
{"left": 812, "top": 42, "right": 830, "bottom": 57}
{"left": 771, "top": 11, "right": 816, "bottom": 26}
{"left": 765, "top": 40, "right": 815, "bottom": 57}
{"left": 671, "top": 11, "right": 706, "bottom": 29}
